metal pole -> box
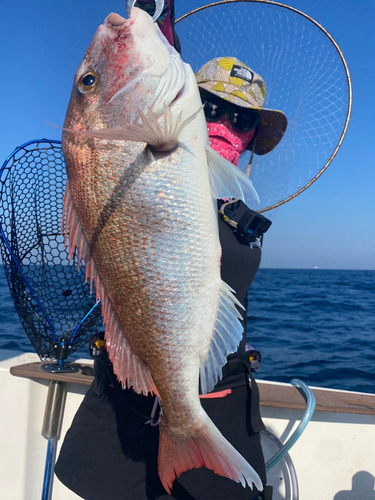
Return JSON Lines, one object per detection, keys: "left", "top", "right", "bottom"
{"left": 41, "top": 380, "right": 66, "bottom": 500}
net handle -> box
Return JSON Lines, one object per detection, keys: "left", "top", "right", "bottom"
{"left": 176, "top": 0, "right": 353, "bottom": 212}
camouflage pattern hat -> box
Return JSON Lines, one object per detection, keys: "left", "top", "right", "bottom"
{"left": 196, "top": 57, "right": 288, "bottom": 155}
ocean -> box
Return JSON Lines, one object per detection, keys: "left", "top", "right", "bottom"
{"left": 247, "top": 269, "right": 375, "bottom": 394}
{"left": 0, "top": 267, "right": 374, "bottom": 394}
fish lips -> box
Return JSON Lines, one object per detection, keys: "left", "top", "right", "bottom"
{"left": 100, "top": 7, "right": 171, "bottom": 80}
{"left": 104, "top": 12, "right": 133, "bottom": 40}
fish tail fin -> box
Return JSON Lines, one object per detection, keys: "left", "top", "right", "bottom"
{"left": 158, "top": 412, "right": 263, "bottom": 493}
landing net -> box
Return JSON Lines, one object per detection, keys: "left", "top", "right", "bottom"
{"left": 176, "top": 0, "right": 352, "bottom": 215}
{"left": 0, "top": 140, "right": 103, "bottom": 360}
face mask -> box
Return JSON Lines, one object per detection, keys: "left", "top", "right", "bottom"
{"left": 207, "top": 118, "right": 256, "bottom": 166}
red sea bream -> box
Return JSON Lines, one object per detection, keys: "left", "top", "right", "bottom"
{"left": 61, "top": 7, "right": 262, "bottom": 493}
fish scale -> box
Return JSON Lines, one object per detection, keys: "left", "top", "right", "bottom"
{"left": 62, "top": 7, "right": 262, "bottom": 494}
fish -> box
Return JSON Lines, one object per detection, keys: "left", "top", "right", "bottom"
{"left": 61, "top": 7, "right": 262, "bottom": 493}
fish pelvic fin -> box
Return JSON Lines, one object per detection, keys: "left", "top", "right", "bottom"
{"left": 199, "top": 281, "right": 244, "bottom": 395}
{"left": 63, "top": 104, "right": 202, "bottom": 152}
{"left": 205, "top": 145, "right": 260, "bottom": 206}
{"left": 158, "top": 411, "right": 263, "bottom": 493}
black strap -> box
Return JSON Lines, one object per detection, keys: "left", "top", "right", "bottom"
{"left": 93, "top": 351, "right": 160, "bottom": 425}
{"left": 248, "top": 371, "right": 265, "bottom": 433}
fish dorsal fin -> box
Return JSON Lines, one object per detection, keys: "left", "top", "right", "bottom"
{"left": 199, "top": 281, "right": 245, "bottom": 395}
{"left": 62, "top": 182, "right": 158, "bottom": 397}
{"left": 205, "top": 145, "right": 260, "bottom": 206}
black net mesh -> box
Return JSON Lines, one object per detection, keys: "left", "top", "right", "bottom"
{"left": 0, "top": 139, "right": 103, "bottom": 360}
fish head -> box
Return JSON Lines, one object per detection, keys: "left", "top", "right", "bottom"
{"left": 63, "top": 7, "right": 179, "bottom": 134}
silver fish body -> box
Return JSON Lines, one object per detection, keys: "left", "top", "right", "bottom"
{"left": 62, "top": 7, "right": 262, "bottom": 493}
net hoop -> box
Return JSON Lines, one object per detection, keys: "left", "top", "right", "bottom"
{"left": 0, "top": 139, "right": 103, "bottom": 360}
{"left": 176, "top": 0, "right": 352, "bottom": 213}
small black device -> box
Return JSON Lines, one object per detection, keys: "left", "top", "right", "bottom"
{"left": 218, "top": 199, "right": 272, "bottom": 239}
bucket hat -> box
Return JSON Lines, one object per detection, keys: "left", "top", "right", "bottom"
{"left": 196, "top": 57, "right": 288, "bottom": 155}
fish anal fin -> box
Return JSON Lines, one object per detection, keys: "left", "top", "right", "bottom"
{"left": 158, "top": 411, "right": 263, "bottom": 493}
{"left": 199, "top": 281, "right": 244, "bottom": 395}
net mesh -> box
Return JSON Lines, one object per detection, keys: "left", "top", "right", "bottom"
{"left": 0, "top": 140, "right": 103, "bottom": 360}
{"left": 176, "top": 1, "right": 351, "bottom": 215}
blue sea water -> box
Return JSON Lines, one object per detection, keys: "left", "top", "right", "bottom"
{"left": 246, "top": 269, "right": 375, "bottom": 394}
{"left": 0, "top": 267, "right": 374, "bottom": 394}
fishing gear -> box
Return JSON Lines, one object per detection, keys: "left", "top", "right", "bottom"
{"left": 0, "top": 139, "right": 102, "bottom": 362}
{"left": 218, "top": 199, "right": 272, "bottom": 240}
{"left": 127, "top": 0, "right": 165, "bottom": 21}
{"left": 176, "top": 1, "right": 352, "bottom": 214}
{"left": 245, "top": 343, "right": 262, "bottom": 373}
{"left": 0, "top": 139, "right": 103, "bottom": 500}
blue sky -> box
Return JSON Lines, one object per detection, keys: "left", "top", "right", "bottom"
{"left": 0, "top": 0, "right": 374, "bottom": 269}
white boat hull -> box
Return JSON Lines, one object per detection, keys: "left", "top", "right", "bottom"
{"left": 1, "top": 351, "right": 374, "bottom": 499}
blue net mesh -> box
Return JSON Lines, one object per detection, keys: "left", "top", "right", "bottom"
{"left": 0, "top": 140, "right": 103, "bottom": 360}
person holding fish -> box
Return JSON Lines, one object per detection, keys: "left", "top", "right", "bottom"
{"left": 55, "top": 2, "right": 287, "bottom": 499}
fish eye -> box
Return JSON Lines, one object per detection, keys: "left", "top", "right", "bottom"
{"left": 78, "top": 70, "right": 98, "bottom": 94}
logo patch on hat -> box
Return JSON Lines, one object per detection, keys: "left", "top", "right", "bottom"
{"left": 230, "top": 65, "right": 254, "bottom": 85}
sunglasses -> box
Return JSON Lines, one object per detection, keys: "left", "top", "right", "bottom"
{"left": 202, "top": 96, "right": 260, "bottom": 133}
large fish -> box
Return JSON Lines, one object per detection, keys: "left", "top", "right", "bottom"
{"left": 62, "top": 7, "right": 262, "bottom": 493}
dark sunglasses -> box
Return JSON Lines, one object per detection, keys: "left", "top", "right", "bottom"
{"left": 202, "top": 96, "right": 260, "bottom": 133}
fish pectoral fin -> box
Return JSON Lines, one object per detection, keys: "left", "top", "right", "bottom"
{"left": 134, "top": 104, "right": 202, "bottom": 151}
{"left": 66, "top": 104, "right": 202, "bottom": 152}
{"left": 199, "top": 281, "right": 245, "bottom": 395}
{"left": 205, "top": 145, "right": 260, "bottom": 206}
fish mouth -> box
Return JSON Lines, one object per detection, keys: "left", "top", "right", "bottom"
{"left": 104, "top": 8, "right": 184, "bottom": 109}
{"left": 106, "top": 12, "right": 127, "bottom": 27}
{"left": 104, "top": 12, "right": 133, "bottom": 39}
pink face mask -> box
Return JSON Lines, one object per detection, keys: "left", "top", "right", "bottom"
{"left": 207, "top": 118, "right": 255, "bottom": 166}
